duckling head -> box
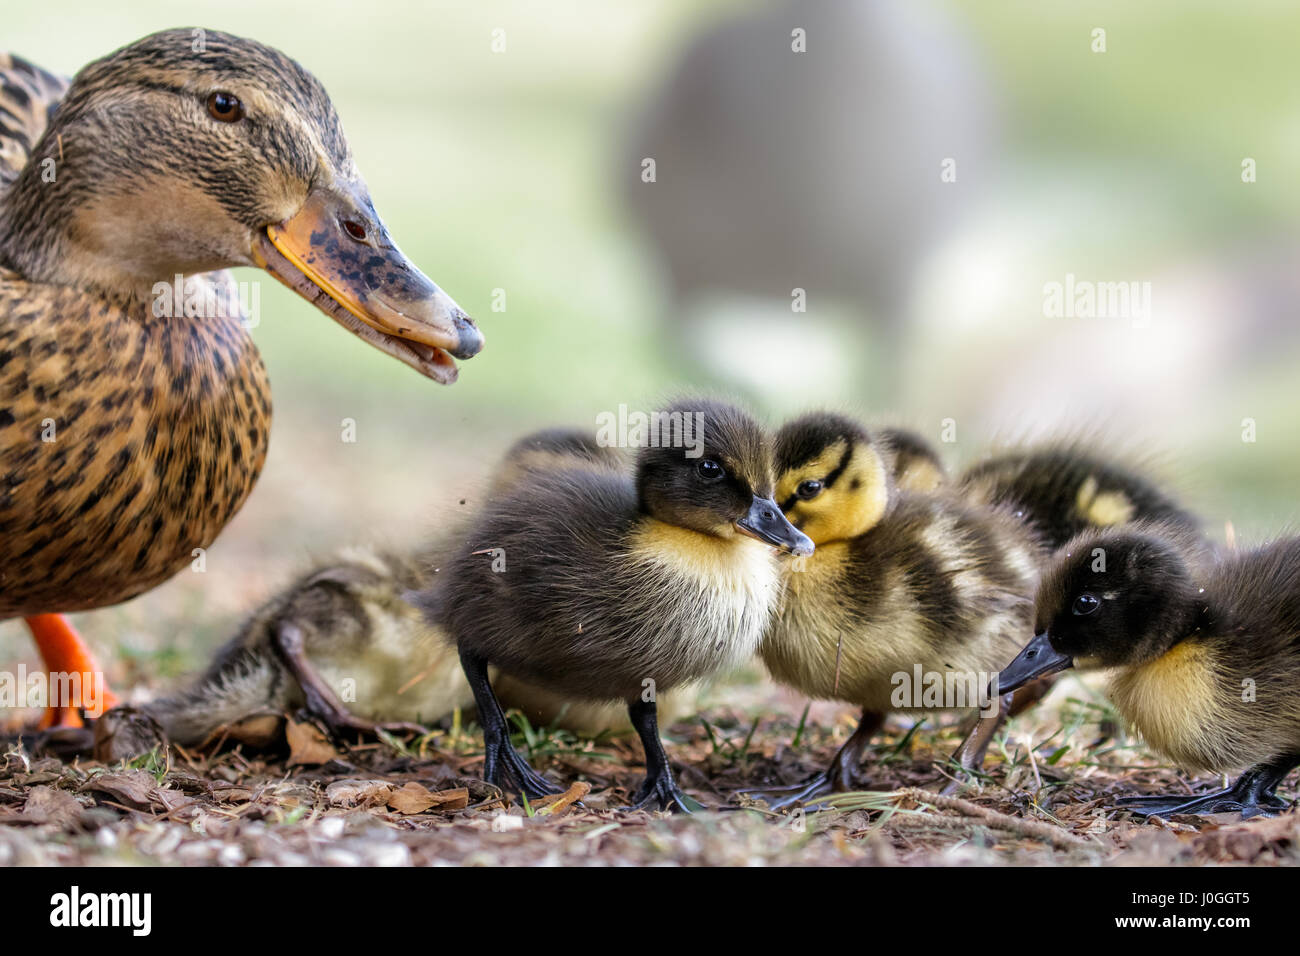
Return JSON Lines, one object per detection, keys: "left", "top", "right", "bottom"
{"left": 0, "top": 28, "right": 481, "bottom": 381}
{"left": 636, "top": 399, "right": 813, "bottom": 556}
{"left": 773, "top": 412, "right": 892, "bottom": 545}
{"left": 997, "top": 526, "right": 1202, "bottom": 693}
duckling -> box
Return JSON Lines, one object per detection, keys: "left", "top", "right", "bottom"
{"left": 877, "top": 426, "right": 947, "bottom": 493}
{"left": 426, "top": 399, "right": 814, "bottom": 810}
{"left": 487, "top": 427, "right": 625, "bottom": 498}
{"left": 757, "top": 411, "right": 1045, "bottom": 804}
{"left": 997, "top": 523, "right": 1300, "bottom": 819}
{"left": 0, "top": 30, "right": 484, "bottom": 728}
{"left": 958, "top": 443, "right": 1199, "bottom": 548}
{"left": 143, "top": 548, "right": 452, "bottom": 746}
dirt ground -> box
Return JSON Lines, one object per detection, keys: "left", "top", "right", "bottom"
{"left": 3, "top": 685, "right": 1298, "bottom": 867}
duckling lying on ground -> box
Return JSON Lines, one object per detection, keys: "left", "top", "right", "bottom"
{"left": 113, "top": 429, "right": 669, "bottom": 749}
{"left": 997, "top": 523, "right": 1300, "bottom": 819}
{"left": 425, "top": 399, "right": 814, "bottom": 811}
{"left": 958, "top": 443, "right": 1200, "bottom": 548}
{"left": 757, "top": 412, "right": 1045, "bottom": 805}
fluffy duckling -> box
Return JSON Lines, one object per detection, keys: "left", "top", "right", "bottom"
{"left": 997, "top": 523, "right": 1300, "bottom": 819}
{"left": 426, "top": 399, "right": 813, "bottom": 811}
{"left": 142, "top": 549, "right": 450, "bottom": 746}
{"left": 487, "top": 427, "right": 625, "bottom": 498}
{"left": 958, "top": 444, "right": 1200, "bottom": 548}
{"left": 759, "top": 411, "right": 1044, "bottom": 804}
{"left": 877, "top": 426, "right": 947, "bottom": 493}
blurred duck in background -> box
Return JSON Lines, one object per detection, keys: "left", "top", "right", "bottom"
{"left": 624, "top": 0, "right": 999, "bottom": 401}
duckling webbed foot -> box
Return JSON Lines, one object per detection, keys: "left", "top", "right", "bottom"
{"left": 625, "top": 697, "right": 701, "bottom": 812}
{"left": 1118, "top": 754, "right": 1300, "bottom": 820}
{"left": 458, "top": 648, "right": 562, "bottom": 800}
{"left": 273, "top": 623, "right": 428, "bottom": 739}
{"left": 745, "top": 710, "right": 883, "bottom": 810}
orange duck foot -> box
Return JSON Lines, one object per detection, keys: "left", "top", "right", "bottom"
{"left": 24, "top": 614, "right": 120, "bottom": 728}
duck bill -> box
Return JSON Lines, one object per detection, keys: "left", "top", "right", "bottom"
{"left": 251, "top": 184, "right": 483, "bottom": 384}
{"left": 734, "top": 496, "right": 815, "bottom": 557}
{"left": 995, "top": 632, "right": 1074, "bottom": 695}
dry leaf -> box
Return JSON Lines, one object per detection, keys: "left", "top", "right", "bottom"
{"left": 387, "top": 782, "right": 469, "bottom": 815}
{"left": 326, "top": 779, "right": 393, "bottom": 808}
{"left": 285, "top": 719, "right": 339, "bottom": 767}
{"left": 534, "top": 781, "right": 591, "bottom": 816}
{"left": 22, "top": 786, "right": 84, "bottom": 827}
{"left": 80, "top": 769, "right": 161, "bottom": 809}
{"left": 224, "top": 713, "right": 285, "bottom": 748}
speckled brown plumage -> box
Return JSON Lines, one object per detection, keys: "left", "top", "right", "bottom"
{"left": 0, "top": 29, "right": 476, "bottom": 630}
{"left": 0, "top": 270, "right": 269, "bottom": 615}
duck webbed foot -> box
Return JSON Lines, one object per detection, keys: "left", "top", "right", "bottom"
{"left": 625, "top": 697, "right": 702, "bottom": 813}
{"left": 273, "top": 623, "right": 428, "bottom": 738}
{"left": 745, "top": 710, "right": 883, "bottom": 810}
{"left": 25, "top": 614, "right": 121, "bottom": 728}
{"left": 458, "top": 648, "right": 562, "bottom": 799}
{"left": 1117, "top": 754, "right": 1300, "bottom": 820}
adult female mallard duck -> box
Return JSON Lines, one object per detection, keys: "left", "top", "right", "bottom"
{"left": 0, "top": 30, "right": 483, "bottom": 727}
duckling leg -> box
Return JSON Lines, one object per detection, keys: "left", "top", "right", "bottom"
{"left": 271, "top": 623, "right": 428, "bottom": 738}
{"left": 942, "top": 676, "right": 1057, "bottom": 794}
{"left": 457, "top": 648, "right": 562, "bottom": 799}
{"left": 1119, "top": 753, "right": 1300, "bottom": 820}
{"left": 626, "top": 697, "right": 701, "bottom": 813}
{"left": 941, "top": 697, "right": 1010, "bottom": 794}
{"left": 25, "top": 614, "right": 120, "bottom": 728}
{"left": 754, "top": 711, "right": 884, "bottom": 810}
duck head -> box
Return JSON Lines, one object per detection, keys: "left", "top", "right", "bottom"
{"left": 773, "top": 412, "right": 893, "bottom": 545}
{"left": 0, "top": 28, "right": 481, "bottom": 382}
{"left": 636, "top": 399, "right": 813, "bottom": 556}
{"left": 997, "top": 526, "right": 1203, "bottom": 693}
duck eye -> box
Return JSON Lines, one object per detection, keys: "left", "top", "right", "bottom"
{"left": 796, "top": 479, "right": 823, "bottom": 500}
{"left": 1072, "top": 592, "right": 1101, "bottom": 616}
{"left": 206, "top": 91, "right": 244, "bottom": 123}
{"left": 696, "top": 458, "right": 724, "bottom": 482}
{"left": 342, "top": 219, "right": 368, "bottom": 242}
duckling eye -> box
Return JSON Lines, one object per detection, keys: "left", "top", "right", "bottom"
{"left": 696, "top": 458, "right": 725, "bottom": 482}
{"left": 796, "top": 479, "right": 823, "bottom": 500}
{"left": 206, "top": 91, "right": 244, "bottom": 123}
{"left": 1072, "top": 592, "right": 1101, "bottom": 616}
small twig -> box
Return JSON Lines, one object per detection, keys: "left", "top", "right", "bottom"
{"left": 894, "top": 787, "right": 1095, "bottom": 851}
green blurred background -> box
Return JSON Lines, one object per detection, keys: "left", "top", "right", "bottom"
{"left": 3, "top": 0, "right": 1299, "bottom": 692}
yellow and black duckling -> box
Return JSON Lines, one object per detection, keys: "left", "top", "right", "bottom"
{"left": 0, "top": 30, "right": 482, "bottom": 726}
{"left": 997, "top": 523, "right": 1300, "bottom": 819}
{"left": 958, "top": 443, "right": 1200, "bottom": 549}
{"left": 877, "top": 426, "right": 947, "bottom": 493}
{"left": 758, "top": 411, "right": 1044, "bottom": 805}
{"left": 425, "top": 399, "right": 814, "bottom": 811}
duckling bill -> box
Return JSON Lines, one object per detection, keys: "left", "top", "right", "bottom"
{"left": 997, "top": 523, "right": 1300, "bottom": 819}
{"left": 426, "top": 400, "right": 813, "bottom": 811}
